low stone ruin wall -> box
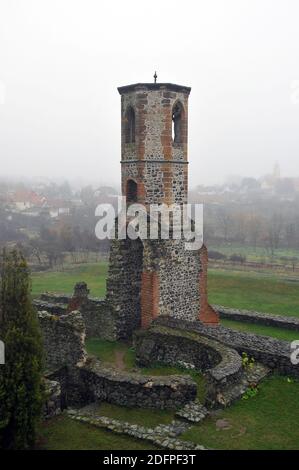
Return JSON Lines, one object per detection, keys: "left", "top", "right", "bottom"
{"left": 213, "top": 305, "right": 299, "bottom": 331}
{"left": 134, "top": 325, "right": 243, "bottom": 407}
{"left": 39, "top": 292, "right": 72, "bottom": 304}
{"left": 80, "top": 359, "right": 197, "bottom": 409}
{"left": 38, "top": 310, "right": 198, "bottom": 411}
{"left": 38, "top": 310, "right": 87, "bottom": 371}
{"left": 35, "top": 293, "right": 116, "bottom": 341}
{"left": 155, "top": 316, "right": 299, "bottom": 378}
{"left": 33, "top": 299, "right": 67, "bottom": 316}
{"left": 79, "top": 298, "right": 116, "bottom": 340}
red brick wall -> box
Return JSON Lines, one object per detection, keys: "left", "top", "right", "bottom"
{"left": 198, "top": 245, "right": 219, "bottom": 325}
{"left": 141, "top": 270, "right": 159, "bottom": 329}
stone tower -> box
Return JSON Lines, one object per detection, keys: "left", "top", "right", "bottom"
{"left": 106, "top": 82, "right": 219, "bottom": 340}
{"left": 118, "top": 83, "right": 190, "bottom": 207}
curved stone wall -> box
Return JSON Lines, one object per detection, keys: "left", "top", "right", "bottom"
{"left": 134, "top": 325, "right": 243, "bottom": 407}
{"left": 155, "top": 316, "right": 299, "bottom": 379}
{"left": 80, "top": 358, "right": 197, "bottom": 409}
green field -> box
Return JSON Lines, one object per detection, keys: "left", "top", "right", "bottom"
{"left": 221, "top": 319, "right": 299, "bottom": 342}
{"left": 31, "top": 262, "right": 108, "bottom": 298}
{"left": 182, "top": 375, "right": 299, "bottom": 450}
{"left": 208, "top": 268, "right": 299, "bottom": 317}
{"left": 31, "top": 262, "right": 299, "bottom": 320}
{"left": 95, "top": 402, "right": 175, "bottom": 427}
{"left": 37, "top": 415, "right": 157, "bottom": 450}
{"left": 210, "top": 243, "right": 299, "bottom": 265}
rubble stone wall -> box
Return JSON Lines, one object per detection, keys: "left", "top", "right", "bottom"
{"left": 214, "top": 305, "right": 299, "bottom": 331}
{"left": 38, "top": 310, "right": 87, "bottom": 371}
{"left": 134, "top": 325, "right": 243, "bottom": 407}
{"left": 155, "top": 316, "right": 299, "bottom": 378}
{"left": 80, "top": 359, "right": 197, "bottom": 409}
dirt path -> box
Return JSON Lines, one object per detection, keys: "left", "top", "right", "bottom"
{"left": 115, "top": 350, "right": 126, "bottom": 371}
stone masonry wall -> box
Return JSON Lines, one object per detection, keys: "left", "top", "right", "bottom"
{"left": 80, "top": 299, "right": 116, "bottom": 340}
{"left": 106, "top": 235, "right": 221, "bottom": 334}
{"left": 35, "top": 290, "right": 116, "bottom": 341}
{"left": 80, "top": 358, "right": 197, "bottom": 410}
{"left": 106, "top": 237, "right": 144, "bottom": 339}
{"left": 134, "top": 325, "right": 243, "bottom": 407}
{"left": 214, "top": 305, "right": 299, "bottom": 331}
{"left": 157, "top": 239, "right": 201, "bottom": 321}
{"left": 106, "top": 235, "right": 216, "bottom": 335}
{"left": 155, "top": 316, "right": 299, "bottom": 378}
{"left": 38, "top": 306, "right": 199, "bottom": 411}
{"left": 38, "top": 310, "right": 87, "bottom": 371}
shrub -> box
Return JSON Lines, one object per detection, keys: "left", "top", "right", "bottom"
{"left": 241, "top": 352, "right": 255, "bottom": 369}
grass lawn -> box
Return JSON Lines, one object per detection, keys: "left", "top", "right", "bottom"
{"left": 86, "top": 338, "right": 135, "bottom": 369}
{"left": 31, "top": 262, "right": 108, "bottom": 298}
{"left": 208, "top": 268, "right": 299, "bottom": 317}
{"left": 210, "top": 243, "right": 299, "bottom": 265}
{"left": 221, "top": 319, "right": 299, "bottom": 342}
{"left": 97, "top": 402, "right": 175, "bottom": 427}
{"left": 32, "top": 262, "right": 299, "bottom": 318}
{"left": 32, "top": 262, "right": 299, "bottom": 341}
{"left": 182, "top": 375, "right": 299, "bottom": 450}
{"left": 37, "top": 415, "right": 157, "bottom": 450}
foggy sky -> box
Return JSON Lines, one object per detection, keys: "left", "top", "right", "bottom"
{"left": 0, "top": 0, "right": 299, "bottom": 188}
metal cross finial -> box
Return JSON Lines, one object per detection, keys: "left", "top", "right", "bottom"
{"left": 154, "top": 71, "right": 157, "bottom": 83}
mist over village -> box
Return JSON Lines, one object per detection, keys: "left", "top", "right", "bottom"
{"left": 1, "top": 163, "right": 299, "bottom": 269}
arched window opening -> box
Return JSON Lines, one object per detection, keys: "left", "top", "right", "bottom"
{"left": 172, "top": 102, "right": 183, "bottom": 144}
{"left": 124, "top": 106, "right": 135, "bottom": 144}
{"left": 126, "top": 179, "right": 138, "bottom": 203}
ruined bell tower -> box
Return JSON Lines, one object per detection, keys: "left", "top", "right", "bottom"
{"left": 105, "top": 82, "right": 219, "bottom": 340}
{"left": 118, "top": 82, "right": 190, "bottom": 206}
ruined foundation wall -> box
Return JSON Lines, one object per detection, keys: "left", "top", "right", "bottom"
{"left": 80, "top": 359, "right": 197, "bottom": 410}
{"left": 155, "top": 316, "right": 299, "bottom": 379}
{"left": 38, "top": 310, "right": 87, "bottom": 371}
{"left": 134, "top": 325, "right": 243, "bottom": 407}
{"left": 35, "top": 294, "right": 116, "bottom": 341}
{"left": 214, "top": 305, "right": 299, "bottom": 331}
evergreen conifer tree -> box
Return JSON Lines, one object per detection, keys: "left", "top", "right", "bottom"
{"left": 0, "top": 249, "right": 43, "bottom": 449}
